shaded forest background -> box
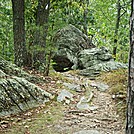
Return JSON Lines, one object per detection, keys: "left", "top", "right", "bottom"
{"left": 0, "top": 0, "right": 130, "bottom": 70}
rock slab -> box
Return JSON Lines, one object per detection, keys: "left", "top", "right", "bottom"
{"left": 0, "top": 58, "right": 53, "bottom": 117}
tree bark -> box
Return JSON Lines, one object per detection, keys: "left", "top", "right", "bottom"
{"left": 83, "top": 0, "right": 89, "bottom": 35}
{"left": 113, "top": 0, "right": 121, "bottom": 60}
{"left": 126, "top": 0, "right": 134, "bottom": 133}
{"left": 11, "top": 0, "right": 27, "bottom": 67}
{"left": 33, "top": 0, "right": 50, "bottom": 70}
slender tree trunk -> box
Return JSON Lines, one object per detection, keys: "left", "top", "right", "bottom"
{"left": 11, "top": 0, "right": 27, "bottom": 67}
{"left": 83, "top": 0, "right": 89, "bottom": 35}
{"left": 113, "top": 0, "right": 121, "bottom": 60}
{"left": 33, "top": 0, "right": 50, "bottom": 70}
{"left": 126, "top": 0, "right": 134, "bottom": 133}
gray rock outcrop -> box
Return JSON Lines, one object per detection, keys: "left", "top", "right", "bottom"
{"left": 77, "top": 47, "right": 112, "bottom": 69}
{"left": 0, "top": 58, "right": 53, "bottom": 117}
{"left": 80, "top": 60, "right": 127, "bottom": 77}
{"left": 52, "top": 24, "right": 95, "bottom": 72}
{"left": 52, "top": 25, "right": 127, "bottom": 76}
{"left": 77, "top": 47, "right": 127, "bottom": 76}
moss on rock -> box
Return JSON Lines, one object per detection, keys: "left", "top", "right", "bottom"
{"left": 0, "top": 58, "right": 53, "bottom": 117}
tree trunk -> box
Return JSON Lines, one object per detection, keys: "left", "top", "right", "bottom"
{"left": 11, "top": 0, "right": 27, "bottom": 67}
{"left": 83, "top": 0, "right": 89, "bottom": 35}
{"left": 113, "top": 0, "right": 121, "bottom": 60}
{"left": 126, "top": 0, "right": 134, "bottom": 133}
{"left": 33, "top": 0, "right": 50, "bottom": 70}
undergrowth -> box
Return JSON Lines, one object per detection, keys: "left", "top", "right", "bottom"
{"left": 97, "top": 69, "right": 128, "bottom": 118}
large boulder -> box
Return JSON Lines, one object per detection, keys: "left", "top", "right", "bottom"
{"left": 52, "top": 25, "right": 127, "bottom": 76}
{"left": 52, "top": 24, "right": 95, "bottom": 72}
{"left": 79, "top": 60, "right": 127, "bottom": 77}
{"left": 77, "top": 47, "right": 113, "bottom": 69}
{"left": 77, "top": 47, "right": 127, "bottom": 76}
{"left": 0, "top": 58, "right": 53, "bottom": 117}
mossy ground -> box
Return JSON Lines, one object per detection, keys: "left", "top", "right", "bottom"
{"left": 1, "top": 102, "right": 65, "bottom": 134}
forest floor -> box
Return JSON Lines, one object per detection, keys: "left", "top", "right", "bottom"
{"left": 0, "top": 69, "right": 127, "bottom": 134}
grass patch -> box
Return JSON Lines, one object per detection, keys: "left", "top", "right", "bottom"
{"left": 97, "top": 69, "right": 128, "bottom": 117}
{"left": 98, "top": 69, "right": 127, "bottom": 94}
{"left": 1, "top": 102, "right": 65, "bottom": 134}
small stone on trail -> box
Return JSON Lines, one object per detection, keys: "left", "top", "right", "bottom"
{"left": 90, "top": 82, "right": 109, "bottom": 92}
{"left": 76, "top": 92, "right": 97, "bottom": 110}
{"left": 76, "top": 101, "right": 90, "bottom": 110}
{"left": 63, "top": 82, "right": 82, "bottom": 92}
{"left": 73, "top": 130, "right": 103, "bottom": 134}
{"left": 79, "top": 92, "right": 94, "bottom": 103}
{"left": 57, "top": 89, "right": 74, "bottom": 104}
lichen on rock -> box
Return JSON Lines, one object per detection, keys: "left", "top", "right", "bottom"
{"left": 52, "top": 24, "right": 95, "bottom": 72}
{"left": 0, "top": 58, "right": 53, "bottom": 117}
{"left": 52, "top": 25, "right": 127, "bottom": 76}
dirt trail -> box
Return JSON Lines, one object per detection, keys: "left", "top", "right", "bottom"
{"left": 0, "top": 71, "right": 125, "bottom": 134}
{"left": 53, "top": 71, "right": 125, "bottom": 134}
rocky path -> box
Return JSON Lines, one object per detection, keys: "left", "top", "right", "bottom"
{"left": 1, "top": 71, "right": 125, "bottom": 134}
{"left": 54, "top": 71, "right": 125, "bottom": 134}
